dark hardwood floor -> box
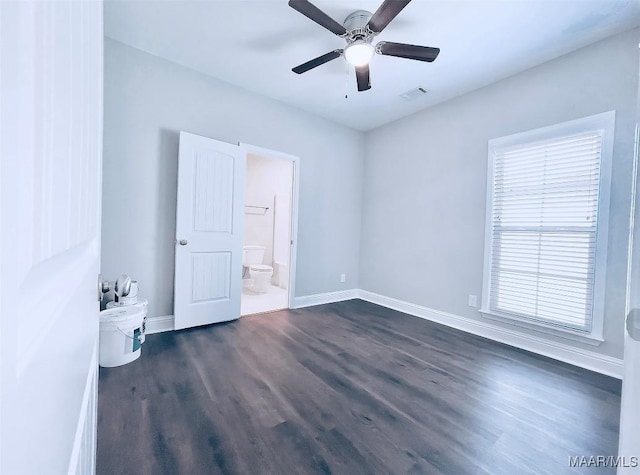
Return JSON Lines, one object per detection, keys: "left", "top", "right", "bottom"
{"left": 97, "top": 299, "right": 621, "bottom": 475}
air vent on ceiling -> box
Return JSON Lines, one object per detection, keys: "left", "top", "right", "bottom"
{"left": 400, "top": 87, "right": 428, "bottom": 101}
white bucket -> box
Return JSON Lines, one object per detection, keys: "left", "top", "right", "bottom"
{"left": 106, "top": 298, "right": 148, "bottom": 343}
{"left": 99, "top": 306, "right": 145, "bottom": 368}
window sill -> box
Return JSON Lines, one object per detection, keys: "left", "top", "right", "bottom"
{"left": 479, "top": 308, "right": 604, "bottom": 347}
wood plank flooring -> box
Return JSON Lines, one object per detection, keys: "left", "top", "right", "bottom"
{"left": 97, "top": 299, "right": 621, "bottom": 474}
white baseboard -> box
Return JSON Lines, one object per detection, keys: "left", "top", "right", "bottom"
{"left": 145, "top": 315, "right": 174, "bottom": 334}
{"left": 292, "top": 289, "right": 360, "bottom": 309}
{"left": 144, "top": 288, "right": 359, "bottom": 334}
{"left": 359, "top": 290, "right": 623, "bottom": 379}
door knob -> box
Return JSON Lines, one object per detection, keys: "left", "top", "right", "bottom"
{"left": 627, "top": 308, "right": 640, "bottom": 341}
{"left": 98, "top": 273, "right": 109, "bottom": 301}
{"left": 179, "top": 239, "right": 188, "bottom": 246}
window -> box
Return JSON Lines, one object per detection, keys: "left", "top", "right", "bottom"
{"left": 481, "top": 112, "right": 615, "bottom": 341}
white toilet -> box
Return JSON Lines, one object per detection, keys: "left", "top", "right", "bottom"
{"left": 243, "top": 245, "right": 273, "bottom": 293}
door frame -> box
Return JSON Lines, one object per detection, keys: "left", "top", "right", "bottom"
{"left": 239, "top": 143, "right": 300, "bottom": 310}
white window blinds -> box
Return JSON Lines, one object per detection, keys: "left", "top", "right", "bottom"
{"left": 487, "top": 131, "right": 603, "bottom": 333}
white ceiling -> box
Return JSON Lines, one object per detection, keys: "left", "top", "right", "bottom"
{"left": 104, "top": 0, "right": 639, "bottom": 131}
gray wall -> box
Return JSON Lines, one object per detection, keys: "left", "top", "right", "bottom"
{"left": 102, "top": 39, "right": 364, "bottom": 319}
{"left": 360, "top": 28, "right": 639, "bottom": 359}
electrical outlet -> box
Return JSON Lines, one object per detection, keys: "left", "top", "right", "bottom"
{"left": 340, "top": 273, "right": 346, "bottom": 283}
{"left": 468, "top": 294, "right": 478, "bottom": 308}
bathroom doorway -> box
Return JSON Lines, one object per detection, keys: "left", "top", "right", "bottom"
{"left": 240, "top": 144, "right": 299, "bottom": 316}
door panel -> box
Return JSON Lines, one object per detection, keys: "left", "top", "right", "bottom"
{"left": 618, "top": 55, "right": 640, "bottom": 472}
{"left": 191, "top": 252, "right": 231, "bottom": 302}
{"left": 194, "top": 152, "right": 234, "bottom": 232}
{"left": 174, "top": 132, "right": 244, "bottom": 330}
{"left": 0, "top": 1, "right": 103, "bottom": 474}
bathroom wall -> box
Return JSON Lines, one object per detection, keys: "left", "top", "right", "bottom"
{"left": 245, "top": 153, "right": 293, "bottom": 274}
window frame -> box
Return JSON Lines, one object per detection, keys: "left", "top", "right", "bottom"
{"left": 480, "top": 111, "right": 616, "bottom": 343}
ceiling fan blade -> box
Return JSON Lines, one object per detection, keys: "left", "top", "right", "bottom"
{"left": 355, "top": 65, "right": 371, "bottom": 92}
{"left": 292, "top": 50, "right": 343, "bottom": 74}
{"left": 367, "top": 0, "right": 412, "bottom": 33}
{"left": 288, "top": 0, "right": 347, "bottom": 36}
{"left": 377, "top": 41, "right": 440, "bottom": 62}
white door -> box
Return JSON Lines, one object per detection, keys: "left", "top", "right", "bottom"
{"left": 618, "top": 61, "right": 640, "bottom": 471}
{"left": 619, "top": 304, "right": 640, "bottom": 473}
{"left": 174, "top": 132, "right": 245, "bottom": 330}
{"left": 0, "top": 1, "right": 103, "bottom": 474}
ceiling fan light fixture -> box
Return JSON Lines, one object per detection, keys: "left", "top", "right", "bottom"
{"left": 344, "top": 40, "right": 374, "bottom": 67}
{"left": 289, "top": 0, "right": 440, "bottom": 92}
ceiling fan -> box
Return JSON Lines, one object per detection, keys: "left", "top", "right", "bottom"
{"left": 289, "top": 0, "right": 440, "bottom": 92}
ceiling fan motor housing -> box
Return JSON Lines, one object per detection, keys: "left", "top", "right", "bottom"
{"left": 343, "top": 10, "right": 374, "bottom": 43}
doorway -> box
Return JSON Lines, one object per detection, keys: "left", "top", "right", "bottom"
{"left": 240, "top": 144, "right": 299, "bottom": 316}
